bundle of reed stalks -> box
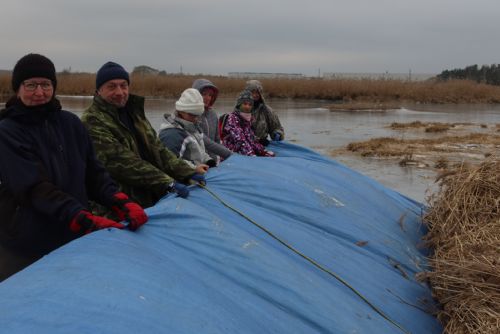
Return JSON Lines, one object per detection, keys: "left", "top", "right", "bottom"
{"left": 420, "top": 157, "right": 500, "bottom": 334}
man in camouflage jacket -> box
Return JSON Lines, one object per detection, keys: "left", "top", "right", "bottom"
{"left": 81, "top": 62, "right": 207, "bottom": 208}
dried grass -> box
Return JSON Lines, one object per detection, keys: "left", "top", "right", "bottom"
{"left": 390, "top": 121, "right": 426, "bottom": 129}
{"left": 419, "top": 158, "right": 500, "bottom": 334}
{"left": 389, "top": 121, "right": 475, "bottom": 132}
{"left": 434, "top": 157, "right": 449, "bottom": 169}
{"left": 346, "top": 133, "right": 500, "bottom": 158}
{"left": 3, "top": 73, "right": 500, "bottom": 103}
{"left": 425, "top": 124, "right": 452, "bottom": 133}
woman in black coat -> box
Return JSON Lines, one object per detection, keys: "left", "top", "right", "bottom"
{"left": 0, "top": 54, "right": 148, "bottom": 281}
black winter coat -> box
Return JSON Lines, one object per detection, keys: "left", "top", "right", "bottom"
{"left": 0, "top": 98, "right": 118, "bottom": 256}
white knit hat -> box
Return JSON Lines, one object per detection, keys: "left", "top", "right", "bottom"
{"left": 175, "top": 88, "right": 204, "bottom": 115}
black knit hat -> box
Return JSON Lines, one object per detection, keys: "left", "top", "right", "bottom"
{"left": 11, "top": 53, "right": 57, "bottom": 92}
{"left": 96, "top": 61, "right": 130, "bottom": 89}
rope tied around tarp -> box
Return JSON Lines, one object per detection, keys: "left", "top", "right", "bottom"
{"left": 198, "top": 183, "right": 412, "bottom": 334}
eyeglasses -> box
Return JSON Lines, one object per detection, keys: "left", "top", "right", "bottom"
{"left": 22, "top": 81, "right": 53, "bottom": 92}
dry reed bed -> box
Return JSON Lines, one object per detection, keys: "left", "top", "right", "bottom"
{"left": 389, "top": 121, "right": 479, "bottom": 133}
{"left": 419, "top": 158, "right": 500, "bottom": 334}
{"left": 3, "top": 73, "right": 500, "bottom": 103}
{"left": 0, "top": 75, "right": 10, "bottom": 96}
{"left": 390, "top": 122, "right": 497, "bottom": 136}
{"left": 345, "top": 133, "right": 500, "bottom": 158}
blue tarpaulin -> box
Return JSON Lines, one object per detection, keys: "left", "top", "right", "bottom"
{"left": 0, "top": 142, "right": 442, "bottom": 334}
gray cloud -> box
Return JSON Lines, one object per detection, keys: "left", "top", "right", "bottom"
{"left": 1, "top": 0, "right": 499, "bottom": 76}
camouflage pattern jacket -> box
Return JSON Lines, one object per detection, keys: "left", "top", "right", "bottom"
{"left": 252, "top": 102, "right": 284, "bottom": 143}
{"left": 245, "top": 80, "right": 285, "bottom": 144}
{"left": 81, "top": 95, "right": 195, "bottom": 208}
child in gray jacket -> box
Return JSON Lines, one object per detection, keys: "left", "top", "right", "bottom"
{"left": 159, "top": 88, "right": 216, "bottom": 168}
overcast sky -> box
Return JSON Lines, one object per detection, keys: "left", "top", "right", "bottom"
{"left": 1, "top": 0, "right": 499, "bottom": 76}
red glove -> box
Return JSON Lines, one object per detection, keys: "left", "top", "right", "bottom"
{"left": 70, "top": 210, "right": 124, "bottom": 234}
{"left": 111, "top": 192, "right": 148, "bottom": 231}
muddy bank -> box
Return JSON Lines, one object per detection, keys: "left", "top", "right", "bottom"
{"left": 330, "top": 122, "right": 500, "bottom": 170}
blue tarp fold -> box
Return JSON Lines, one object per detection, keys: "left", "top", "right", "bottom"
{"left": 0, "top": 142, "right": 441, "bottom": 334}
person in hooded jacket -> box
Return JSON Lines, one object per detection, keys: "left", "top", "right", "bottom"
{"left": 192, "top": 79, "right": 232, "bottom": 161}
{"left": 222, "top": 90, "right": 275, "bottom": 157}
{"left": 0, "top": 54, "right": 147, "bottom": 281}
{"left": 245, "top": 79, "right": 285, "bottom": 145}
{"left": 159, "top": 88, "right": 216, "bottom": 168}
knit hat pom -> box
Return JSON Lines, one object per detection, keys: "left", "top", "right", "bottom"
{"left": 96, "top": 61, "right": 130, "bottom": 89}
{"left": 11, "top": 53, "right": 57, "bottom": 92}
{"left": 175, "top": 88, "right": 204, "bottom": 116}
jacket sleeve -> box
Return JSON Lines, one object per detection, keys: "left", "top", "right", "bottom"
{"left": 159, "top": 128, "right": 186, "bottom": 158}
{"left": 265, "top": 106, "right": 285, "bottom": 139}
{"left": 155, "top": 135, "right": 197, "bottom": 182}
{"left": 82, "top": 128, "right": 120, "bottom": 207}
{"left": 83, "top": 114, "right": 176, "bottom": 191}
{"left": 203, "top": 136, "right": 232, "bottom": 159}
{"left": 249, "top": 135, "right": 266, "bottom": 156}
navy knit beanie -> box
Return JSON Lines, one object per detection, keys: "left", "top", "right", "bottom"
{"left": 95, "top": 62, "right": 129, "bottom": 89}
{"left": 11, "top": 53, "right": 57, "bottom": 92}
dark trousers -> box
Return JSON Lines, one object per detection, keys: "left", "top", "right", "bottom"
{"left": 0, "top": 244, "right": 41, "bottom": 282}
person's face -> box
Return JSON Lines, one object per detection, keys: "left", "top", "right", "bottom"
{"left": 178, "top": 111, "right": 199, "bottom": 123}
{"left": 240, "top": 101, "right": 253, "bottom": 113}
{"left": 17, "top": 77, "right": 54, "bottom": 106}
{"left": 201, "top": 88, "right": 215, "bottom": 108}
{"left": 251, "top": 90, "right": 261, "bottom": 101}
{"left": 97, "top": 79, "right": 129, "bottom": 107}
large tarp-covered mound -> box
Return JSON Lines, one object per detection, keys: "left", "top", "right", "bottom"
{"left": 0, "top": 142, "right": 442, "bottom": 334}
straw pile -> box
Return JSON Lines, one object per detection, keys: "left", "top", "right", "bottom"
{"left": 420, "top": 157, "right": 500, "bottom": 334}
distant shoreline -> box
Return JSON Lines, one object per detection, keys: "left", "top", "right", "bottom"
{"left": 2, "top": 73, "right": 500, "bottom": 104}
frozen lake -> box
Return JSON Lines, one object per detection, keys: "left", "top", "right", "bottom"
{"left": 59, "top": 96, "right": 500, "bottom": 203}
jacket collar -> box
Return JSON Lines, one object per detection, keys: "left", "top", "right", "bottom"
{"left": 0, "top": 97, "right": 61, "bottom": 124}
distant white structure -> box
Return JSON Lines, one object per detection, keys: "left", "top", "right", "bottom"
{"left": 322, "top": 72, "right": 436, "bottom": 81}
{"left": 228, "top": 72, "right": 304, "bottom": 79}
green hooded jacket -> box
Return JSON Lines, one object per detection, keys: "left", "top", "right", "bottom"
{"left": 81, "top": 94, "right": 195, "bottom": 208}
{"left": 245, "top": 80, "right": 284, "bottom": 143}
